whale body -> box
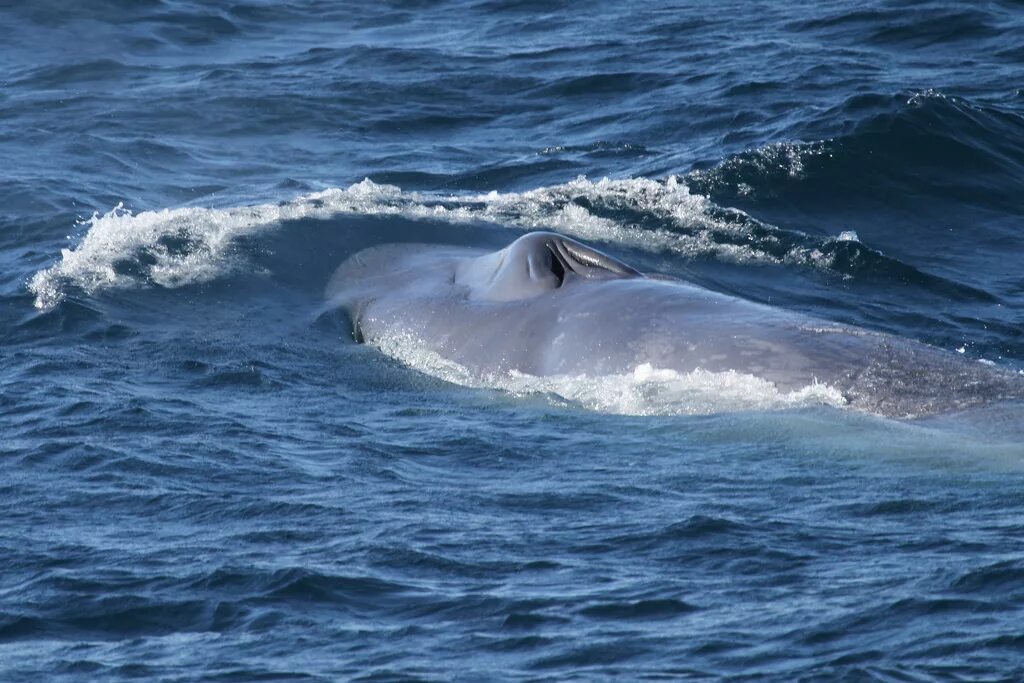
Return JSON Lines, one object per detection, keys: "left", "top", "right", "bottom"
{"left": 326, "top": 231, "right": 1024, "bottom": 417}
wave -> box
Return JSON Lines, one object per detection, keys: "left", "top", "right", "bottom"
{"left": 30, "top": 174, "right": 983, "bottom": 310}
{"left": 688, "top": 90, "right": 1024, "bottom": 213}
{"left": 789, "top": 6, "right": 1002, "bottom": 48}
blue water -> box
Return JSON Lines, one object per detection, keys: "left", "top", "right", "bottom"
{"left": 3, "top": 1, "right": 1024, "bottom": 680}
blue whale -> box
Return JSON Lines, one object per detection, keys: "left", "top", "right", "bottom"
{"left": 327, "top": 231, "right": 1024, "bottom": 417}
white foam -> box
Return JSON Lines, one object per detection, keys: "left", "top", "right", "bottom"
{"left": 373, "top": 330, "right": 848, "bottom": 416}
{"left": 28, "top": 175, "right": 825, "bottom": 309}
{"left": 29, "top": 194, "right": 338, "bottom": 309}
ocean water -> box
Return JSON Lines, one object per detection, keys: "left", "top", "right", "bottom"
{"left": 3, "top": 0, "right": 1024, "bottom": 680}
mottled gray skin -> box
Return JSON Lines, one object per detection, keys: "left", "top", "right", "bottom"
{"left": 327, "top": 231, "right": 1024, "bottom": 417}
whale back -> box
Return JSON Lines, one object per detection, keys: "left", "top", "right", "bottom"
{"left": 326, "top": 232, "right": 1024, "bottom": 418}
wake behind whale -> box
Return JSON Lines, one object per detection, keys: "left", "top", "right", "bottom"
{"left": 327, "top": 231, "right": 1024, "bottom": 419}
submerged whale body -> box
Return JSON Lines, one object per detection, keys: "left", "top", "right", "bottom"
{"left": 327, "top": 231, "right": 1024, "bottom": 417}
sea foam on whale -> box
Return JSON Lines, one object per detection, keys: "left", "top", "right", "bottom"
{"left": 370, "top": 328, "right": 848, "bottom": 416}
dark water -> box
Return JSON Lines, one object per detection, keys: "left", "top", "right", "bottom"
{"left": 3, "top": 1, "right": 1024, "bottom": 680}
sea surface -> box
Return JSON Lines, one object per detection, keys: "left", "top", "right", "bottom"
{"left": 3, "top": 1, "right": 1024, "bottom": 680}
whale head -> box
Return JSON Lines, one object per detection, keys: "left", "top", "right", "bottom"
{"left": 455, "top": 231, "right": 641, "bottom": 301}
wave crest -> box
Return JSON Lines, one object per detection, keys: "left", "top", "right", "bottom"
{"left": 29, "top": 171, "right": 977, "bottom": 309}
{"left": 687, "top": 90, "right": 1024, "bottom": 209}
